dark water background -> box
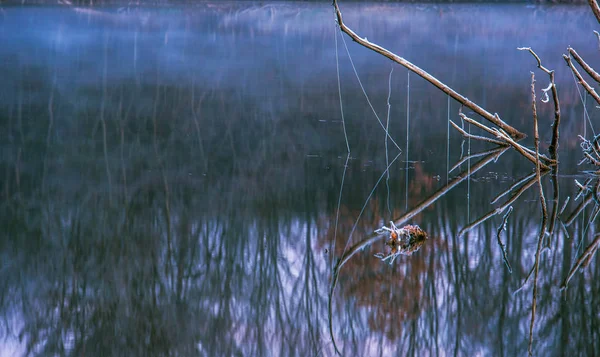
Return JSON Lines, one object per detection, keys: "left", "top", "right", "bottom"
{"left": 1, "top": 3, "right": 600, "bottom": 356}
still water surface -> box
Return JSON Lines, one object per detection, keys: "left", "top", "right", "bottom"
{"left": 1, "top": 3, "right": 600, "bottom": 356}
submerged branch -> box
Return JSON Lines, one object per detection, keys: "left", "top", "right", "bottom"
{"left": 496, "top": 206, "right": 514, "bottom": 273}
{"left": 333, "top": 0, "right": 526, "bottom": 140}
{"left": 459, "top": 173, "right": 540, "bottom": 237}
{"left": 449, "top": 146, "right": 506, "bottom": 174}
{"left": 561, "top": 234, "right": 600, "bottom": 289}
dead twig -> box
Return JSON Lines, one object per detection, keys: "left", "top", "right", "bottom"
{"left": 588, "top": 0, "right": 600, "bottom": 23}
{"left": 532, "top": 73, "right": 549, "bottom": 236}
{"left": 459, "top": 173, "right": 540, "bottom": 237}
{"left": 528, "top": 72, "right": 548, "bottom": 357}
{"left": 332, "top": 0, "right": 526, "bottom": 140}
{"left": 459, "top": 114, "right": 555, "bottom": 167}
{"left": 449, "top": 146, "right": 506, "bottom": 174}
{"left": 568, "top": 47, "right": 600, "bottom": 84}
{"left": 561, "top": 234, "right": 600, "bottom": 289}
{"left": 449, "top": 120, "right": 508, "bottom": 147}
{"left": 517, "top": 47, "right": 561, "bottom": 161}
{"left": 491, "top": 172, "right": 537, "bottom": 205}
{"left": 564, "top": 54, "right": 600, "bottom": 106}
{"left": 496, "top": 206, "right": 513, "bottom": 273}
{"left": 564, "top": 193, "right": 594, "bottom": 226}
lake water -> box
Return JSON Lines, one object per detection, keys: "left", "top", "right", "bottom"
{"left": 1, "top": 3, "right": 600, "bottom": 356}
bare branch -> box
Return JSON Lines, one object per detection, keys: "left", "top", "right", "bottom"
{"left": 564, "top": 54, "right": 600, "bottom": 106}
{"left": 496, "top": 206, "right": 513, "bottom": 273}
{"left": 561, "top": 234, "right": 600, "bottom": 289}
{"left": 518, "top": 47, "right": 561, "bottom": 160}
{"left": 459, "top": 173, "right": 540, "bottom": 236}
{"left": 518, "top": 47, "right": 553, "bottom": 75}
{"left": 588, "top": 0, "right": 600, "bottom": 24}
{"left": 449, "top": 146, "right": 507, "bottom": 174}
{"left": 459, "top": 114, "right": 555, "bottom": 166}
{"left": 568, "top": 47, "right": 600, "bottom": 84}
{"left": 449, "top": 120, "right": 508, "bottom": 146}
{"left": 333, "top": 0, "right": 526, "bottom": 140}
{"left": 491, "top": 172, "right": 537, "bottom": 205}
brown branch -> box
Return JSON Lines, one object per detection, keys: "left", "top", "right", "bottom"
{"left": 449, "top": 120, "right": 508, "bottom": 146}
{"left": 529, "top": 73, "right": 548, "bottom": 355}
{"left": 564, "top": 193, "right": 593, "bottom": 226}
{"left": 518, "top": 47, "right": 561, "bottom": 161}
{"left": 459, "top": 114, "right": 555, "bottom": 167}
{"left": 588, "top": 0, "right": 600, "bottom": 24}
{"left": 333, "top": 0, "right": 526, "bottom": 140}
{"left": 564, "top": 54, "right": 600, "bottom": 106}
{"left": 459, "top": 173, "right": 540, "bottom": 237}
{"left": 491, "top": 172, "right": 537, "bottom": 205}
{"left": 492, "top": 127, "right": 551, "bottom": 170}
{"left": 449, "top": 146, "right": 506, "bottom": 174}
{"left": 518, "top": 47, "right": 553, "bottom": 75}
{"left": 561, "top": 234, "right": 600, "bottom": 289}
{"left": 532, "top": 72, "right": 548, "bottom": 233}
{"left": 568, "top": 47, "right": 600, "bottom": 85}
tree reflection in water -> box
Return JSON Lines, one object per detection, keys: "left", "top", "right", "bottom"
{"left": 0, "top": 3, "right": 599, "bottom": 357}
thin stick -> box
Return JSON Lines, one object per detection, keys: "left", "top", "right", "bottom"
{"left": 449, "top": 120, "right": 508, "bottom": 146}
{"left": 588, "top": 0, "right": 600, "bottom": 23}
{"left": 496, "top": 206, "right": 514, "bottom": 273}
{"left": 386, "top": 66, "right": 393, "bottom": 215}
{"left": 529, "top": 72, "right": 548, "bottom": 357}
{"left": 561, "top": 234, "right": 600, "bottom": 289}
{"left": 492, "top": 127, "right": 551, "bottom": 170}
{"left": 532, "top": 73, "right": 548, "bottom": 228}
{"left": 332, "top": 0, "right": 526, "bottom": 140}
{"left": 568, "top": 47, "right": 600, "bottom": 84}
{"left": 459, "top": 174, "right": 539, "bottom": 237}
{"left": 564, "top": 194, "right": 593, "bottom": 226}
{"left": 564, "top": 54, "right": 600, "bottom": 106}
{"left": 449, "top": 146, "right": 507, "bottom": 174}
{"left": 518, "top": 47, "right": 561, "bottom": 160}
{"left": 459, "top": 114, "right": 555, "bottom": 166}
{"left": 491, "top": 172, "right": 537, "bottom": 205}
